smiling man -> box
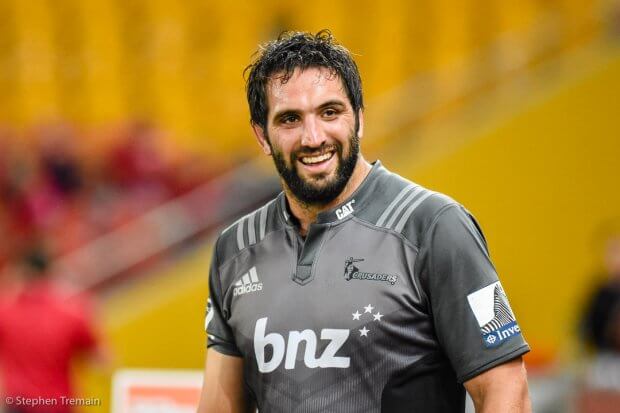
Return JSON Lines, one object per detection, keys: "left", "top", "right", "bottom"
{"left": 197, "top": 31, "right": 531, "bottom": 413}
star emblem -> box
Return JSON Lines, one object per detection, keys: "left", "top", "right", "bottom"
{"left": 373, "top": 312, "right": 383, "bottom": 321}
{"left": 364, "top": 304, "right": 374, "bottom": 313}
{"left": 359, "top": 326, "right": 369, "bottom": 337}
{"left": 352, "top": 311, "right": 361, "bottom": 320}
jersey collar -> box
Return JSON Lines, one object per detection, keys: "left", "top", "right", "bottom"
{"left": 278, "top": 160, "right": 386, "bottom": 226}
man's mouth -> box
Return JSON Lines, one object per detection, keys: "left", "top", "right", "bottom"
{"left": 299, "top": 151, "right": 335, "bottom": 165}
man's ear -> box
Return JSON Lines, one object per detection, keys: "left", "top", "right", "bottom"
{"left": 357, "top": 109, "right": 365, "bottom": 139}
{"left": 251, "top": 122, "right": 272, "bottom": 155}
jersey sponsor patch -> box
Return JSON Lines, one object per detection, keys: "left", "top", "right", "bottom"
{"left": 253, "top": 317, "right": 351, "bottom": 373}
{"left": 335, "top": 199, "right": 355, "bottom": 220}
{"left": 252, "top": 303, "right": 386, "bottom": 373}
{"left": 467, "top": 282, "right": 522, "bottom": 348}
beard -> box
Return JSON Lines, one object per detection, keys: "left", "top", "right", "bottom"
{"left": 269, "top": 131, "right": 359, "bottom": 207}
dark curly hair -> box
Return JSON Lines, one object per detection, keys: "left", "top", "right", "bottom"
{"left": 245, "top": 30, "right": 364, "bottom": 133}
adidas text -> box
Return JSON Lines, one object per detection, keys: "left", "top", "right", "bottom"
{"left": 233, "top": 267, "right": 263, "bottom": 297}
{"left": 234, "top": 283, "right": 263, "bottom": 296}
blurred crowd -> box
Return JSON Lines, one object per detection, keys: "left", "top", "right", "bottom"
{"left": 0, "top": 121, "right": 224, "bottom": 282}
{"left": 582, "top": 231, "right": 620, "bottom": 353}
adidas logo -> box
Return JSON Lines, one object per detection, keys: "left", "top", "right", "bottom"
{"left": 233, "top": 267, "right": 263, "bottom": 297}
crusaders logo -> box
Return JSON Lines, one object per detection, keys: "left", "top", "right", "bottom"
{"left": 343, "top": 257, "right": 398, "bottom": 285}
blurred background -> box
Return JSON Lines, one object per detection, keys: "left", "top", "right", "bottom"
{"left": 0, "top": 0, "right": 619, "bottom": 412}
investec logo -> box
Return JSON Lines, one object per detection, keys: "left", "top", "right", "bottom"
{"left": 483, "top": 321, "right": 521, "bottom": 348}
{"left": 467, "top": 281, "right": 522, "bottom": 348}
{"left": 254, "top": 317, "right": 350, "bottom": 373}
{"left": 233, "top": 267, "right": 262, "bottom": 297}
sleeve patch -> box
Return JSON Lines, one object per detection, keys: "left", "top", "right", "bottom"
{"left": 467, "top": 282, "right": 522, "bottom": 348}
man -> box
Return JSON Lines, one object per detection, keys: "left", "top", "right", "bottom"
{"left": 0, "top": 247, "right": 107, "bottom": 413}
{"left": 198, "top": 30, "right": 531, "bottom": 413}
{"left": 582, "top": 231, "right": 620, "bottom": 352}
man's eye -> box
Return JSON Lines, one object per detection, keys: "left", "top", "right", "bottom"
{"left": 281, "top": 115, "right": 299, "bottom": 124}
{"left": 323, "top": 108, "right": 338, "bottom": 118}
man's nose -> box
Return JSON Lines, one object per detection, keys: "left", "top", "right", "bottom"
{"left": 301, "top": 116, "right": 326, "bottom": 148}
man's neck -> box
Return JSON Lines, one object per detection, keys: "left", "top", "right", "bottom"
{"left": 284, "top": 156, "right": 372, "bottom": 236}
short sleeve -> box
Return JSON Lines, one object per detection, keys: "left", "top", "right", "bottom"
{"left": 65, "top": 293, "right": 98, "bottom": 351}
{"left": 206, "top": 240, "right": 242, "bottom": 356}
{"left": 418, "top": 204, "right": 529, "bottom": 383}
{"left": 73, "top": 312, "right": 97, "bottom": 351}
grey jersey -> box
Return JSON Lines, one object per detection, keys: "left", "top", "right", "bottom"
{"left": 206, "top": 161, "right": 529, "bottom": 413}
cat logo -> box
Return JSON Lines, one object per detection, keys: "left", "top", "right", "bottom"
{"left": 336, "top": 200, "right": 355, "bottom": 220}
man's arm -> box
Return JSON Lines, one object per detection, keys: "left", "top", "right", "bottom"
{"left": 197, "top": 349, "right": 253, "bottom": 413}
{"left": 464, "top": 357, "right": 531, "bottom": 413}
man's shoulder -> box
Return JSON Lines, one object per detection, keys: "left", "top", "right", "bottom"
{"left": 214, "top": 195, "right": 284, "bottom": 262}
{"left": 359, "top": 166, "right": 459, "bottom": 248}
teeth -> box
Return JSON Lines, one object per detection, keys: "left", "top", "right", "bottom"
{"left": 301, "top": 152, "right": 333, "bottom": 165}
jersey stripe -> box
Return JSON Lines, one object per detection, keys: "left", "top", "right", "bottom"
{"left": 248, "top": 211, "right": 257, "bottom": 245}
{"left": 228, "top": 199, "right": 276, "bottom": 252}
{"left": 394, "top": 191, "right": 436, "bottom": 232}
{"left": 376, "top": 184, "right": 416, "bottom": 227}
{"left": 236, "top": 217, "right": 246, "bottom": 250}
{"left": 249, "top": 267, "right": 259, "bottom": 283}
{"left": 385, "top": 186, "right": 424, "bottom": 229}
{"left": 259, "top": 199, "right": 274, "bottom": 241}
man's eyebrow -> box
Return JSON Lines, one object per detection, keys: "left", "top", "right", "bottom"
{"left": 317, "top": 100, "right": 347, "bottom": 110}
{"left": 271, "top": 100, "right": 347, "bottom": 121}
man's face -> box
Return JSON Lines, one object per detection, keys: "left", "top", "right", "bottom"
{"left": 256, "top": 67, "right": 362, "bottom": 206}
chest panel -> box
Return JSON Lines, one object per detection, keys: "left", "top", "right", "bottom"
{"left": 222, "top": 221, "right": 435, "bottom": 375}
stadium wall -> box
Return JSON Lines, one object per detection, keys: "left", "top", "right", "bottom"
{"left": 398, "top": 47, "right": 620, "bottom": 361}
